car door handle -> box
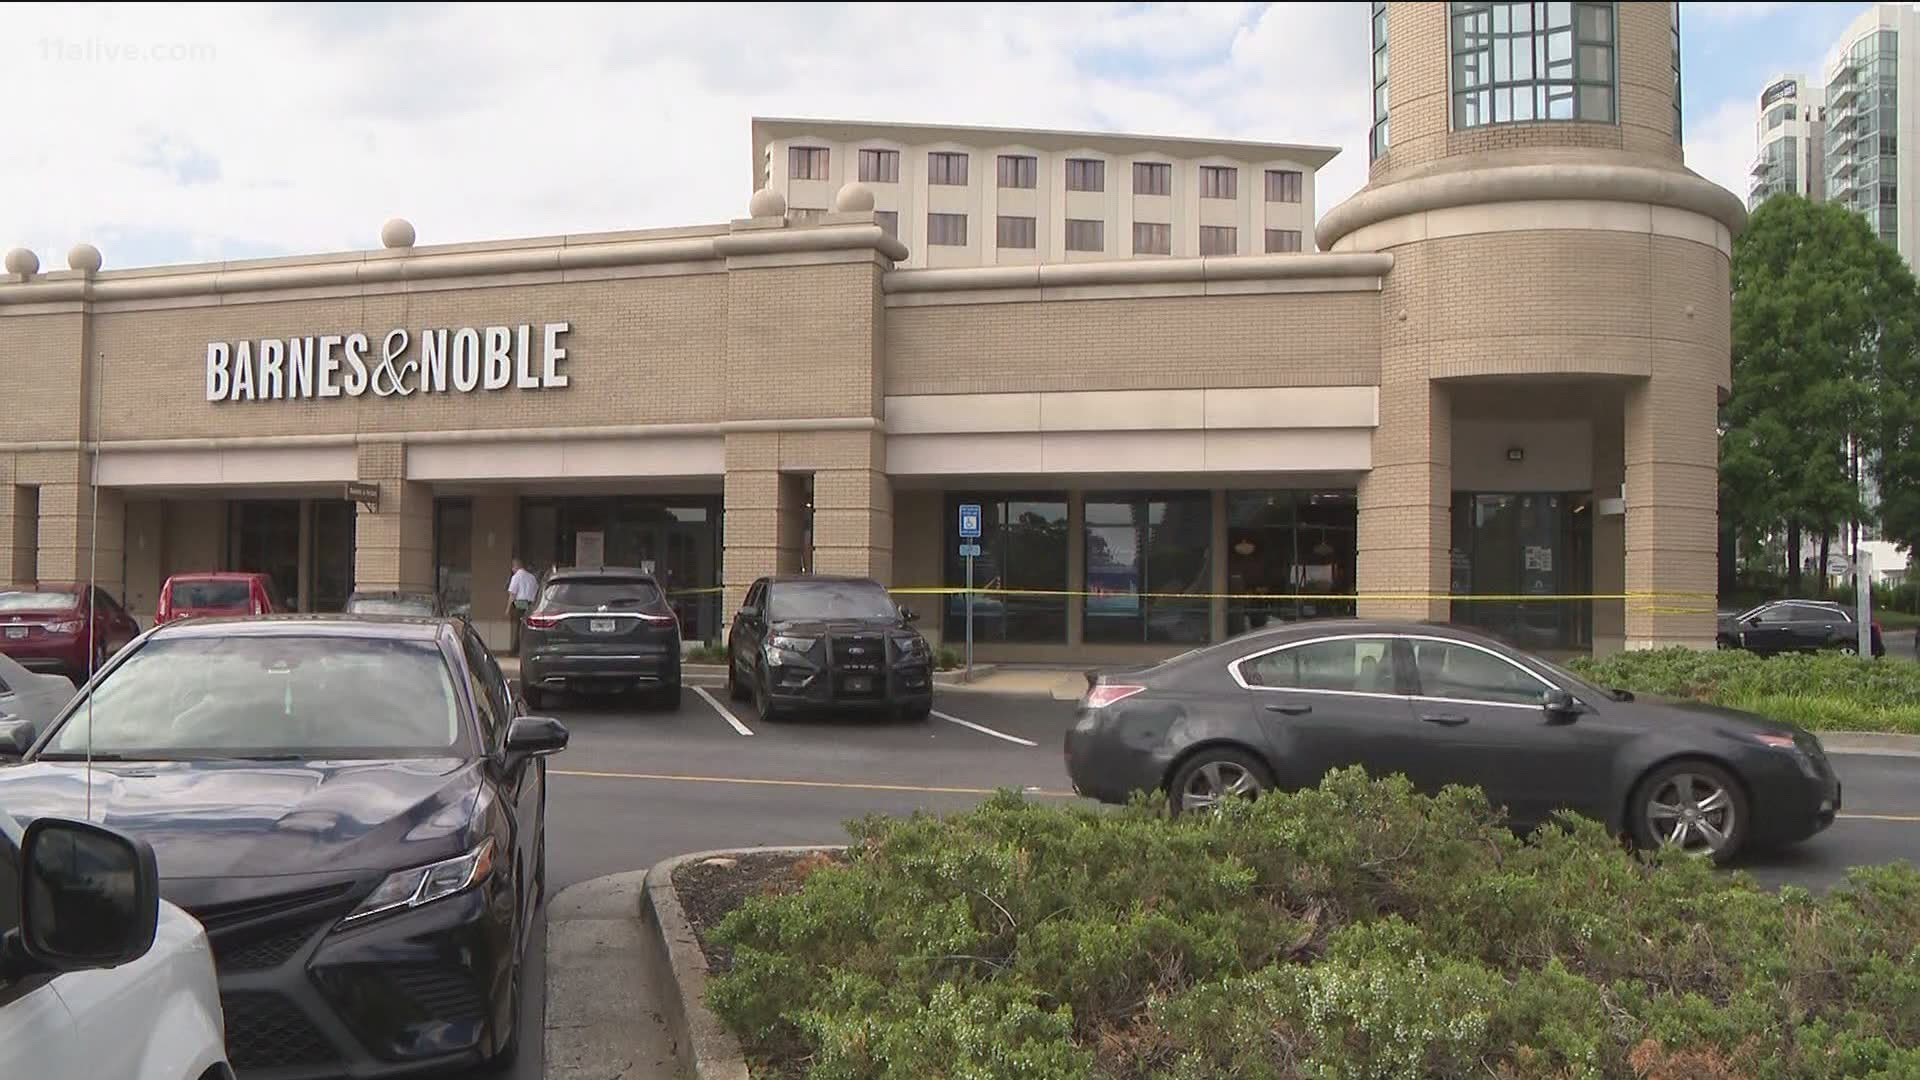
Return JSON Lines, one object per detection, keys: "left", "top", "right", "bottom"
{"left": 1420, "top": 713, "right": 1470, "bottom": 726}
{"left": 1264, "top": 703, "right": 1312, "bottom": 715}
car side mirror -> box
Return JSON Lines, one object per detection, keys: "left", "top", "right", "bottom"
{"left": 900, "top": 607, "right": 920, "bottom": 623}
{"left": 12, "top": 818, "right": 161, "bottom": 974}
{"left": 1542, "top": 687, "right": 1582, "bottom": 717}
{"left": 504, "top": 715, "right": 569, "bottom": 761}
{"left": 0, "top": 718, "right": 36, "bottom": 760}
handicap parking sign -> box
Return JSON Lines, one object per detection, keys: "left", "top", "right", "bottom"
{"left": 959, "top": 504, "right": 982, "bottom": 539}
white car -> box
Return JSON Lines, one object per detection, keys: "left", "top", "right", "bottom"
{"left": 0, "top": 805, "right": 231, "bottom": 1080}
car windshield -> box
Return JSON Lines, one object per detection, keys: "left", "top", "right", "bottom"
{"left": 0, "top": 590, "right": 78, "bottom": 611}
{"left": 349, "top": 596, "right": 435, "bottom": 616}
{"left": 536, "top": 579, "right": 662, "bottom": 613}
{"left": 171, "top": 579, "right": 252, "bottom": 609}
{"left": 41, "top": 635, "right": 465, "bottom": 759}
{"left": 768, "top": 581, "right": 898, "bottom": 622}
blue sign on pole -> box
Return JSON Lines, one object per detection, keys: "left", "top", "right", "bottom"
{"left": 958, "top": 543, "right": 981, "bottom": 558}
{"left": 958, "top": 503, "right": 982, "bottom": 539}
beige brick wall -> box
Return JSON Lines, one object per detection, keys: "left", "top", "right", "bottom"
{"left": 891, "top": 489, "right": 944, "bottom": 644}
{"left": 1373, "top": 1, "right": 1685, "bottom": 186}
{"left": 725, "top": 262, "right": 884, "bottom": 421}
{"left": 885, "top": 292, "right": 1382, "bottom": 396}
{"left": 0, "top": 312, "right": 88, "bottom": 443}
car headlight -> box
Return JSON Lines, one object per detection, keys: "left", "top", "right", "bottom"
{"left": 769, "top": 635, "right": 817, "bottom": 655}
{"left": 343, "top": 837, "right": 495, "bottom": 924}
{"left": 893, "top": 635, "right": 929, "bottom": 662}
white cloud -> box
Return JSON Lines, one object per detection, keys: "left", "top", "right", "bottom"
{"left": 0, "top": 2, "right": 1375, "bottom": 267}
{"left": 1684, "top": 97, "right": 1758, "bottom": 208}
{"left": 1684, "top": 1, "right": 1793, "bottom": 25}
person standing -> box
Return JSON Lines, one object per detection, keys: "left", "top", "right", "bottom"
{"left": 507, "top": 557, "right": 539, "bottom": 657}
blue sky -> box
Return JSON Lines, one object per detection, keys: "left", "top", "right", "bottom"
{"left": 0, "top": 3, "right": 1893, "bottom": 268}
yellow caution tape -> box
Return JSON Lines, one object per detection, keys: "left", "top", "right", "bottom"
{"left": 883, "top": 586, "right": 1718, "bottom": 603}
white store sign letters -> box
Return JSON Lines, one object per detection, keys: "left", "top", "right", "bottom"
{"left": 205, "top": 322, "right": 571, "bottom": 402}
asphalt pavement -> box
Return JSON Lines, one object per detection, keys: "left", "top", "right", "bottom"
{"left": 504, "top": 679, "right": 1920, "bottom": 1079}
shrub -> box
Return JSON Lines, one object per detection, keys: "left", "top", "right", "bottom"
{"left": 1569, "top": 648, "right": 1920, "bottom": 734}
{"left": 705, "top": 772, "right": 1920, "bottom": 1079}
{"left": 935, "top": 645, "right": 962, "bottom": 671}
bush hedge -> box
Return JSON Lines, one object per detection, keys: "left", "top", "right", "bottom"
{"left": 1570, "top": 648, "right": 1920, "bottom": 735}
{"left": 707, "top": 772, "right": 1920, "bottom": 1079}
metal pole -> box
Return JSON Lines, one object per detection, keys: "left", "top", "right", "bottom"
{"left": 964, "top": 553, "right": 974, "bottom": 679}
{"left": 1859, "top": 550, "right": 1874, "bottom": 657}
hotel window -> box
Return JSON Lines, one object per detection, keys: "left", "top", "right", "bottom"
{"left": 1199, "top": 165, "right": 1237, "bottom": 199}
{"left": 1371, "top": 0, "right": 1390, "bottom": 159}
{"left": 928, "top": 212, "right": 968, "bottom": 246}
{"left": 928, "top": 151, "right": 969, "bottom": 185}
{"left": 1450, "top": 2, "right": 1617, "bottom": 128}
{"left": 1065, "top": 218, "right": 1104, "bottom": 252}
{"left": 1085, "top": 493, "right": 1213, "bottom": 644}
{"left": 1265, "top": 228, "right": 1303, "bottom": 253}
{"left": 997, "top": 215, "right": 1037, "bottom": 249}
{"left": 1134, "top": 161, "right": 1172, "bottom": 196}
{"left": 858, "top": 148, "right": 899, "bottom": 183}
{"left": 1066, "top": 158, "right": 1106, "bottom": 192}
{"left": 1133, "top": 221, "right": 1171, "bottom": 255}
{"left": 1199, "top": 225, "right": 1237, "bottom": 256}
{"left": 944, "top": 495, "right": 1068, "bottom": 644}
{"left": 875, "top": 211, "right": 899, "bottom": 239}
{"left": 997, "top": 154, "right": 1037, "bottom": 188}
{"left": 1670, "top": 2, "right": 1682, "bottom": 141}
{"left": 1265, "top": 169, "right": 1302, "bottom": 203}
{"left": 788, "top": 146, "right": 830, "bottom": 181}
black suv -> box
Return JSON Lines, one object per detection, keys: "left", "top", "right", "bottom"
{"left": 520, "top": 568, "right": 682, "bottom": 710}
{"left": 1718, "top": 599, "right": 1885, "bottom": 658}
{"left": 727, "top": 576, "right": 934, "bottom": 722}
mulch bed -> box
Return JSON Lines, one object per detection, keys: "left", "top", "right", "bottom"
{"left": 673, "top": 849, "right": 845, "bottom": 975}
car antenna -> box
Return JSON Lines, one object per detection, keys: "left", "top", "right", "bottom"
{"left": 85, "top": 350, "right": 103, "bottom": 820}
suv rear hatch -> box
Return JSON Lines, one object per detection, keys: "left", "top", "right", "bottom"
{"left": 163, "top": 577, "right": 258, "bottom": 621}
{"left": 526, "top": 576, "right": 679, "bottom": 652}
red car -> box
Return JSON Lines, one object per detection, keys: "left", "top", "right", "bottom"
{"left": 155, "top": 572, "right": 280, "bottom": 625}
{"left": 0, "top": 584, "right": 142, "bottom": 681}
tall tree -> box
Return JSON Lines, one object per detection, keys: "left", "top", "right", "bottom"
{"left": 1726, "top": 195, "right": 1920, "bottom": 589}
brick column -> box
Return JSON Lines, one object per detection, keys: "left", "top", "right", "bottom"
{"left": 471, "top": 495, "right": 518, "bottom": 651}
{"left": 722, "top": 433, "right": 803, "bottom": 617}
{"left": 1591, "top": 393, "right": 1627, "bottom": 655}
{"left": 354, "top": 444, "right": 433, "bottom": 594}
{"left": 811, "top": 466, "right": 891, "bottom": 584}
{"left": 18, "top": 452, "right": 125, "bottom": 598}
{"left": 0, "top": 475, "right": 38, "bottom": 588}
{"left": 1357, "top": 380, "right": 1450, "bottom": 621}
{"left": 1623, "top": 372, "right": 1718, "bottom": 649}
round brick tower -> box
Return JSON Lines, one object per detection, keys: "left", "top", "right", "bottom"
{"left": 1322, "top": 1, "right": 1745, "bottom": 652}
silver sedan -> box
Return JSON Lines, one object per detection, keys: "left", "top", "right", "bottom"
{"left": 0, "top": 651, "right": 75, "bottom": 758}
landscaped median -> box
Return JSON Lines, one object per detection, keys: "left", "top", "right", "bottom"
{"left": 1570, "top": 648, "right": 1920, "bottom": 735}
{"left": 662, "top": 772, "right": 1920, "bottom": 1079}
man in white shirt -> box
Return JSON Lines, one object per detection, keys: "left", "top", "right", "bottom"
{"left": 507, "top": 557, "right": 539, "bottom": 657}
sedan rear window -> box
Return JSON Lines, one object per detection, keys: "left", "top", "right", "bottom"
{"left": 42, "top": 635, "right": 465, "bottom": 759}
{"left": 768, "top": 581, "right": 897, "bottom": 622}
{"left": 170, "top": 580, "right": 253, "bottom": 609}
{"left": 536, "top": 579, "right": 662, "bottom": 613}
{"left": 348, "top": 595, "right": 436, "bottom": 617}
{"left": 0, "top": 590, "right": 78, "bottom": 611}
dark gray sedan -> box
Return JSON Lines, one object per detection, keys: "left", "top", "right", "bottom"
{"left": 1065, "top": 621, "right": 1841, "bottom": 861}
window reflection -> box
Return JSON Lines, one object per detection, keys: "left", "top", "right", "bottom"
{"left": 1226, "top": 492, "right": 1357, "bottom": 635}
{"left": 1085, "top": 493, "right": 1211, "bottom": 644}
{"left": 944, "top": 495, "right": 1068, "bottom": 643}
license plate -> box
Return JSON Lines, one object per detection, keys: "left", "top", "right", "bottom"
{"left": 4, "top": 626, "right": 25, "bottom": 639}
{"left": 589, "top": 618, "right": 617, "bottom": 634}
{"left": 845, "top": 676, "right": 872, "bottom": 693}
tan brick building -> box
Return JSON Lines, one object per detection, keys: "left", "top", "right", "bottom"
{"left": 0, "top": 1, "right": 1740, "bottom": 661}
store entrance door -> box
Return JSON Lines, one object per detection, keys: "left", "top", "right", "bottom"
{"left": 1449, "top": 492, "right": 1591, "bottom": 651}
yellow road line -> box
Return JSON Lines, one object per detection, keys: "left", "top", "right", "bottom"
{"left": 551, "top": 767, "right": 1078, "bottom": 799}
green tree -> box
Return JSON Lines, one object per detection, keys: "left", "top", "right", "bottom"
{"left": 1726, "top": 195, "right": 1919, "bottom": 591}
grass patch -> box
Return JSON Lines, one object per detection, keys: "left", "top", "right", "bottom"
{"left": 706, "top": 773, "right": 1920, "bottom": 1079}
{"left": 1570, "top": 647, "right": 1920, "bottom": 734}
{"left": 1876, "top": 610, "right": 1920, "bottom": 631}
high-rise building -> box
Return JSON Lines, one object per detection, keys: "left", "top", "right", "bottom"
{"left": 1749, "top": 73, "right": 1825, "bottom": 207}
{"left": 1822, "top": 3, "right": 1920, "bottom": 260}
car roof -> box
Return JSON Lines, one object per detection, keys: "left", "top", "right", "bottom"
{"left": 146, "top": 613, "right": 455, "bottom": 642}
{"left": 163, "top": 571, "right": 268, "bottom": 581}
{"left": 348, "top": 589, "right": 434, "bottom": 598}
{"left": 546, "top": 567, "right": 660, "bottom": 582}
{"left": 764, "top": 575, "right": 881, "bottom": 585}
{"left": 1211, "top": 618, "right": 1538, "bottom": 652}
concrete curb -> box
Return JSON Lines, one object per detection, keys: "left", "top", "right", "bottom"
{"left": 1818, "top": 731, "right": 1920, "bottom": 757}
{"left": 543, "top": 870, "right": 673, "bottom": 1080}
{"left": 640, "top": 845, "right": 846, "bottom": 1080}
{"left": 934, "top": 662, "right": 998, "bottom": 686}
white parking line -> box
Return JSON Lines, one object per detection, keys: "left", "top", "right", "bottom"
{"left": 932, "top": 709, "right": 1037, "bottom": 747}
{"left": 692, "top": 686, "right": 754, "bottom": 736}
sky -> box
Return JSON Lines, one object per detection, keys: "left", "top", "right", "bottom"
{"left": 0, "top": 2, "right": 1892, "bottom": 269}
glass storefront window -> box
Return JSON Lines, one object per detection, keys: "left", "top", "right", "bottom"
{"left": 1226, "top": 491, "right": 1357, "bottom": 636}
{"left": 943, "top": 494, "right": 1068, "bottom": 643}
{"left": 1084, "top": 493, "right": 1211, "bottom": 644}
{"left": 227, "top": 500, "right": 300, "bottom": 610}
{"left": 434, "top": 498, "right": 473, "bottom": 618}
{"left": 1449, "top": 492, "right": 1592, "bottom": 650}
{"left": 519, "top": 495, "right": 723, "bottom": 642}
{"left": 310, "top": 501, "right": 355, "bottom": 612}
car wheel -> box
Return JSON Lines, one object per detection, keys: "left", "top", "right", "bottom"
{"left": 727, "top": 655, "right": 750, "bottom": 702}
{"left": 522, "top": 684, "right": 546, "bottom": 712}
{"left": 1630, "top": 760, "right": 1749, "bottom": 862}
{"left": 1167, "top": 748, "right": 1272, "bottom": 815}
{"left": 1840, "top": 642, "right": 1859, "bottom": 656}
{"left": 754, "top": 672, "right": 782, "bottom": 724}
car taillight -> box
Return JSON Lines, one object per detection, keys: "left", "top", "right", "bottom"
{"left": 46, "top": 619, "right": 84, "bottom": 634}
{"left": 636, "top": 612, "right": 678, "bottom": 628}
{"left": 1084, "top": 684, "right": 1146, "bottom": 709}
{"left": 525, "top": 612, "right": 561, "bottom": 630}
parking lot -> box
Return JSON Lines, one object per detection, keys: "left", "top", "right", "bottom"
{"left": 499, "top": 677, "right": 1920, "bottom": 1079}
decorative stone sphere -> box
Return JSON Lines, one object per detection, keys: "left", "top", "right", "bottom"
{"left": 834, "top": 182, "right": 875, "bottom": 212}
{"left": 4, "top": 248, "right": 38, "bottom": 277}
{"left": 66, "top": 243, "right": 102, "bottom": 273}
{"left": 380, "top": 218, "right": 416, "bottom": 249}
{"left": 748, "top": 187, "right": 787, "bottom": 218}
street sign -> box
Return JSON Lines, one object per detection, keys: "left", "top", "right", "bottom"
{"left": 345, "top": 482, "right": 379, "bottom": 509}
{"left": 1826, "top": 553, "right": 1849, "bottom": 576}
{"left": 958, "top": 543, "right": 981, "bottom": 558}
{"left": 958, "top": 504, "right": 982, "bottom": 539}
